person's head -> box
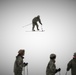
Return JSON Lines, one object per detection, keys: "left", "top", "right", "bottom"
{"left": 18, "top": 49, "right": 25, "bottom": 56}
{"left": 50, "top": 53, "right": 56, "bottom": 59}
{"left": 73, "top": 52, "right": 76, "bottom": 58}
{"left": 37, "top": 15, "right": 40, "bottom": 18}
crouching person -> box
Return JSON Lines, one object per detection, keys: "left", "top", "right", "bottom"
{"left": 14, "top": 49, "right": 28, "bottom": 75}
{"left": 46, "top": 53, "right": 61, "bottom": 75}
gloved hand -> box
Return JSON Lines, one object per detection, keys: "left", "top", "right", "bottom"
{"left": 41, "top": 23, "right": 42, "bottom": 25}
{"left": 67, "top": 68, "right": 69, "bottom": 71}
{"left": 23, "top": 62, "right": 28, "bottom": 66}
{"left": 55, "top": 68, "right": 61, "bottom": 73}
{"left": 57, "top": 68, "right": 61, "bottom": 72}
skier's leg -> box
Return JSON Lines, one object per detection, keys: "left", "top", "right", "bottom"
{"left": 36, "top": 24, "right": 39, "bottom": 31}
{"left": 32, "top": 23, "right": 35, "bottom": 31}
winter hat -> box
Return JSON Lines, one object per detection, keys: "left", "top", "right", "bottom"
{"left": 18, "top": 49, "right": 25, "bottom": 55}
{"left": 50, "top": 53, "right": 56, "bottom": 59}
{"left": 73, "top": 52, "right": 76, "bottom": 56}
{"left": 37, "top": 15, "right": 40, "bottom": 18}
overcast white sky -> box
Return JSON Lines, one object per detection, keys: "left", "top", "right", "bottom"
{"left": 0, "top": 0, "right": 76, "bottom": 75}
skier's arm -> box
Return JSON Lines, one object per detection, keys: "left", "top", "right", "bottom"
{"left": 67, "top": 60, "right": 72, "bottom": 71}
{"left": 39, "top": 19, "right": 42, "bottom": 25}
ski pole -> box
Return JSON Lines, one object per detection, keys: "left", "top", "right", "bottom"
{"left": 24, "top": 67, "right": 25, "bottom": 75}
{"left": 41, "top": 25, "right": 44, "bottom": 31}
{"left": 22, "top": 23, "right": 32, "bottom": 28}
{"left": 59, "top": 71, "right": 61, "bottom": 75}
{"left": 41, "top": 25, "right": 43, "bottom": 31}
{"left": 65, "top": 71, "right": 67, "bottom": 75}
{"left": 27, "top": 65, "right": 28, "bottom": 75}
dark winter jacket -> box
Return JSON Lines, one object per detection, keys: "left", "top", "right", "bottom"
{"left": 32, "top": 16, "right": 42, "bottom": 25}
{"left": 67, "top": 58, "right": 76, "bottom": 75}
{"left": 14, "top": 55, "right": 25, "bottom": 74}
{"left": 46, "top": 59, "right": 56, "bottom": 75}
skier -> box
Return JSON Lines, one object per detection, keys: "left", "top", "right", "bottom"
{"left": 46, "top": 53, "right": 61, "bottom": 75}
{"left": 67, "top": 52, "right": 76, "bottom": 75}
{"left": 32, "top": 15, "right": 42, "bottom": 31}
{"left": 13, "top": 49, "right": 28, "bottom": 75}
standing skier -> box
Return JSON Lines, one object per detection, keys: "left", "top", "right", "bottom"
{"left": 14, "top": 49, "right": 28, "bottom": 75}
{"left": 32, "top": 15, "right": 42, "bottom": 31}
{"left": 46, "top": 53, "right": 61, "bottom": 75}
{"left": 67, "top": 52, "right": 76, "bottom": 75}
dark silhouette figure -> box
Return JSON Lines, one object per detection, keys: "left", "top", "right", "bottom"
{"left": 67, "top": 52, "right": 76, "bottom": 75}
{"left": 13, "top": 49, "right": 28, "bottom": 75}
{"left": 32, "top": 15, "right": 42, "bottom": 31}
{"left": 46, "top": 54, "right": 61, "bottom": 75}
